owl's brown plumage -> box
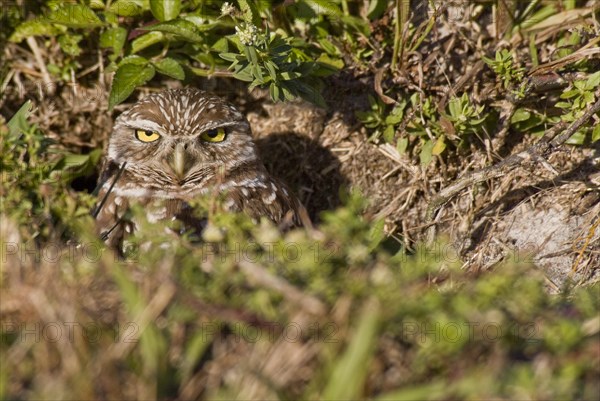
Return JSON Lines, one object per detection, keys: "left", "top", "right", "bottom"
{"left": 95, "top": 88, "right": 304, "bottom": 248}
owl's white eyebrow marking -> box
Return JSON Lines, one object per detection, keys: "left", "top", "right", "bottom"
{"left": 122, "top": 120, "right": 164, "bottom": 134}
{"left": 196, "top": 121, "right": 247, "bottom": 134}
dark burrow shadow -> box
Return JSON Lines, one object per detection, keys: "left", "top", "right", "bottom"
{"left": 255, "top": 132, "right": 348, "bottom": 222}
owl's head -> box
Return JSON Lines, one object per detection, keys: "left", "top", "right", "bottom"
{"left": 107, "top": 88, "right": 259, "bottom": 190}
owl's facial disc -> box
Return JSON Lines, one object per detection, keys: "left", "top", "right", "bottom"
{"left": 107, "top": 88, "right": 262, "bottom": 191}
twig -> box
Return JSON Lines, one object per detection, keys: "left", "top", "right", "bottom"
{"left": 237, "top": 260, "right": 327, "bottom": 316}
{"left": 92, "top": 162, "right": 127, "bottom": 219}
{"left": 426, "top": 88, "right": 600, "bottom": 241}
{"left": 25, "top": 37, "right": 54, "bottom": 96}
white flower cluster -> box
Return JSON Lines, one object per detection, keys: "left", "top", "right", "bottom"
{"left": 220, "top": 2, "right": 236, "bottom": 17}
{"left": 235, "top": 23, "right": 259, "bottom": 46}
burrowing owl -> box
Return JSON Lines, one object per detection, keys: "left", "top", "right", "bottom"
{"left": 95, "top": 88, "right": 304, "bottom": 248}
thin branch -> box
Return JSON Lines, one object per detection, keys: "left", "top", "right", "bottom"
{"left": 92, "top": 162, "right": 127, "bottom": 219}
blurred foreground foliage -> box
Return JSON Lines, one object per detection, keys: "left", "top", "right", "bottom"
{"left": 1, "top": 88, "right": 599, "bottom": 401}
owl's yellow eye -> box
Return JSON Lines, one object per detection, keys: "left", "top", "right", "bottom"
{"left": 200, "top": 127, "right": 226, "bottom": 143}
{"left": 135, "top": 129, "right": 161, "bottom": 143}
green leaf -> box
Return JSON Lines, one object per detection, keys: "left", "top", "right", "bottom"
{"left": 7, "top": 101, "right": 33, "bottom": 137}
{"left": 303, "top": 88, "right": 327, "bottom": 109}
{"left": 385, "top": 111, "right": 403, "bottom": 125}
{"left": 219, "top": 52, "right": 240, "bottom": 62}
{"left": 269, "top": 84, "right": 281, "bottom": 102}
{"left": 211, "top": 37, "right": 229, "bottom": 53}
{"left": 317, "top": 37, "right": 340, "bottom": 56}
{"left": 118, "top": 55, "right": 149, "bottom": 66}
{"left": 368, "top": 219, "right": 386, "bottom": 251}
{"left": 281, "top": 85, "right": 295, "bottom": 101}
{"left": 555, "top": 101, "right": 572, "bottom": 109}
{"left": 316, "top": 53, "right": 344, "bottom": 71}
{"left": 149, "top": 0, "right": 181, "bottom": 21}
{"left": 511, "top": 108, "right": 531, "bottom": 123}
{"left": 431, "top": 136, "right": 446, "bottom": 156}
{"left": 592, "top": 124, "right": 600, "bottom": 143}
{"left": 304, "top": 0, "right": 343, "bottom": 17}
{"left": 58, "top": 34, "right": 82, "bottom": 56}
{"left": 265, "top": 61, "right": 277, "bottom": 80}
{"left": 448, "top": 97, "right": 462, "bottom": 118}
{"left": 383, "top": 125, "right": 395, "bottom": 143}
{"left": 585, "top": 71, "right": 600, "bottom": 90}
{"left": 131, "top": 31, "right": 165, "bottom": 53}
{"left": 367, "top": 0, "right": 387, "bottom": 19}
{"left": 341, "top": 15, "right": 371, "bottom": 35}
{"left": 153, "top": 58, "right": 185, "bottom": 80}
{"left": 142, "top": 19, "right": 203, "bottom": 43}
{"left": 561, "top": 89, "right": 580, "bottom": 99}
{"left": 236, "top": 0, "right": 261, "bottom": 25}
{"left": 100, "top": 27, "right": 127, "bottom": 55}
{"left": 180, "top": 332, "right": 214, "bottom": 384}
{"left": 46, "top": 4, "right": 105, "bottom": 28}
{"left": 245, "top": 46, "right": 259, "bottom": 65}
{"left": 322, "top": 298, "right": 380, "bottom": 400}
{"left": 280, "top": 71, "right": 302, "bottom": 80}
{"left": 109, "top": 63, "right": 155, "bottom": 110}
{"left": 420, "top": 140, "right": 434, "bottom": 165}
{"left": 9, "top": 19, "right": 63, "bottom": 42}
{"left": 233, "top": 69, "right": 254, "bottom": 82}
{"left": 54, "top": 149, "right": 103, "bottom": 181}
{"left": 181, "top": 16, "right": 222, "bottom": 32}
{"left": 396, "top": 137, "right": 408, "bottom": 154}
{"left": 566, "top": 130, "right": 586, "bottom": 145}
{"left": 109, "top": 0, "right": 146, "bottom": 16}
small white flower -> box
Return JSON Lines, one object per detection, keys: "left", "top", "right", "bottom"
{"left": 220, "top": 2, "right": 235, "bottom": 17}
{"left": 235, "top": 23, "right": 259, "bottom": 46}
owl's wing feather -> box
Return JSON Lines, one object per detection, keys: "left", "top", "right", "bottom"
{"left": 95, "top": 185, "right": 129, "bottom": 251}
{"left": 225, "top": 177, "right": 306, "bottom": 229}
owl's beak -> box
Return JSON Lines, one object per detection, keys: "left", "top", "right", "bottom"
{"left": 171, "top": 143, "right": 188, "bottom": 180}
